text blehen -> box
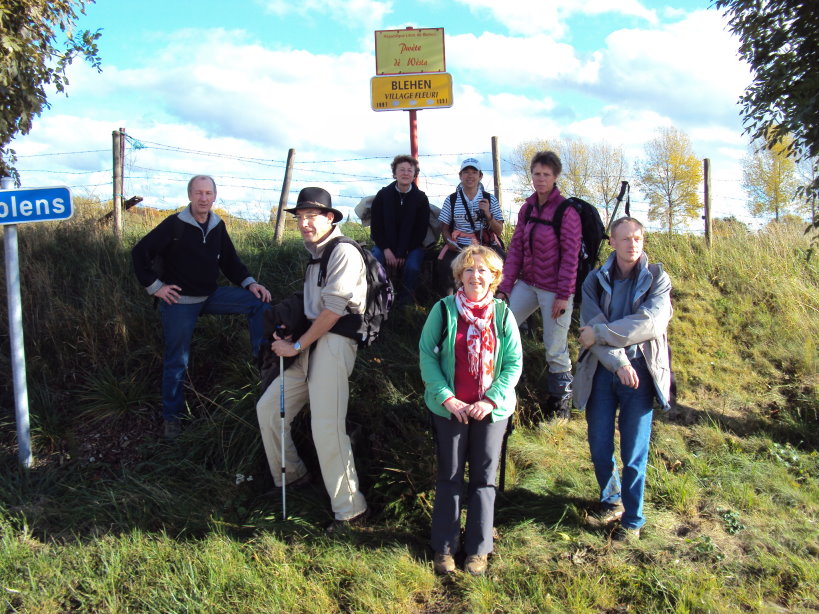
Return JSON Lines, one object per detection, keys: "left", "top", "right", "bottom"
{"left": 391, "top": 79, "right": 433, "bottom": 91}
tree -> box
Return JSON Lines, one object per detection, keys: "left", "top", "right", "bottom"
{"left": 556, "top": 138, "right": 595, "bottom": 203}
{"left": 795, "top": 154, "right": 818, "bottom": 221}
{"left": 591, "top": 141, "right": 628, "bottom": 225}
{"left": 714, "top": 0, "right": 819, "bottom": 240}
{"left": 0, "top": 0, "right": 101, "bottom": 182}
{"left": 635, "top": 127, "right": 702, "bottom": 233}
{"left": 509, "top": 138, "right": 555, "bottom": 201}
{"left": 742, "top": 131, "right": 798, "bottom": 222}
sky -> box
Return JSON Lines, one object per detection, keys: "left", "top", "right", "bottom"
{"left": 9, "top": 0, "right": 755, "bottom": 229}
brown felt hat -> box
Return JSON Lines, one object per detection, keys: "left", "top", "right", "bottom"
{"left": 285, "top": 187, "right": 343, "bottom": 224}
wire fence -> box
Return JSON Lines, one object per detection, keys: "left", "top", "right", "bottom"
{"left": 11, "top": 133, "right": 764, "bottom": 234}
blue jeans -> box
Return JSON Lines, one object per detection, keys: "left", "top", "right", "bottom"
{"left": 585, "top": 358, "right": 655, "bottom": 529}
{"left": 159, "top": 286, "right": 270, "bottom": 421}
{"left": 371, "top": 246, "right": 425, "bottom": 306}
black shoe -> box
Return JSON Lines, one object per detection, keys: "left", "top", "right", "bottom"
{"left": 163, "top": 419, "right": 181, "bottom": 441}
{"left": 325, "top": 508, "right": 369, "bottom": 535}
{"left": 612, "top": 525, "right": 641, "bottom": 542}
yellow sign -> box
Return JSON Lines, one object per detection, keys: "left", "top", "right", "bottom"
{"left": 370, "top": 73, "right": 453, "bottom": 111}
{"left": 375, "top": 28, "right": 445, "bottom": 75}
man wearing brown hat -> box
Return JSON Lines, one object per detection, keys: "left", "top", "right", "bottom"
{"left": 255, "top": 187, "right": 369, "bottom": 532}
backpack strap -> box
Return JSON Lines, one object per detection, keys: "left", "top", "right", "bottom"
{"left": 437, "top": 296, "right": 509, "bottom": 351}
{"left": 447, "top": 191, "right": 457, "bottom": 234}
{"left": 524, "top": 197, "right": 570, "bottom": 252}
{"left": 449, "top": 187, "right": 494, "bottom": 235}
{"left": 313, "top": 236, "right": 362, "bottom": 287}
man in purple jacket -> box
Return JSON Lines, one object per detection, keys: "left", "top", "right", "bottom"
{"left": 497, "top": 151, "right": 581, "bottom": 420}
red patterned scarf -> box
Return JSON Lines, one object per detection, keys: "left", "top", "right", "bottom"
{"left": 454, "top": 288, "right": 496, "bottom": 396}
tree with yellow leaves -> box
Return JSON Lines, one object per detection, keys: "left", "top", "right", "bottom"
{"left": 742, "top": 131, "right": 798, "bottom": 222}
{"left": 635, "top": 127, "right": 702, "bottom": 233}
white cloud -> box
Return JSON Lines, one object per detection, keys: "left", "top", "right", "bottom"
{"left": 445, "top": 32, "right": 594, "bottom": 88}
{"left": 257, "top": 0, "right": 392, "bottom": 31}
{"left": 593, "top": 10, "right": 751, "bottom": 126}
{"left": 453, "top": 0, "right": 657, "bottom": 37}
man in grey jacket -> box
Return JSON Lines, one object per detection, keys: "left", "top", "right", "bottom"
{"left": 574, "top": 216, "right": 672, "bottom": 541}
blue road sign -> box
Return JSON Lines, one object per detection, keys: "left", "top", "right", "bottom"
{"left": 0, "top": 186, "right": 73, "bottom": 226}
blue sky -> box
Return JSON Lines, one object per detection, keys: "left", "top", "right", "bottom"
{"left": 11, "top": 0, "right": 752, "bottom": 227}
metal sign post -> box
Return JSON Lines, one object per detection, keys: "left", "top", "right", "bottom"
{"left": 1, "top": 181, "right": 73, "bottom": 468}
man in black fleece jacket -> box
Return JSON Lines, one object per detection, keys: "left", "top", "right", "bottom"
{"left": 132, "top": 175, "right": 271, "bottom": 439}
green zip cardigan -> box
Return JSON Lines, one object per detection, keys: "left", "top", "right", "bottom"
{"left": 419, "top": 295, "right": 523, "bottom": 422}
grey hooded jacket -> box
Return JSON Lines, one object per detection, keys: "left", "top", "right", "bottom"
{"left": 573, "top": 252, "right": 673, "bottom": 411}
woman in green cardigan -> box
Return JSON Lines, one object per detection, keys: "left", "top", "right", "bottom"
{"left": 419, "top": 245, "right": 523, "bottom": 576}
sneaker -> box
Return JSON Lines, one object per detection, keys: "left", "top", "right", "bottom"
{"left": 612, "top": 526, "right": 641, "bottom": 542}
{"left": 325, "top": 508, "right": 369, "bottom": 535}
{"left": 433, "top": 552, "right": 456, "bottom": 575}
{"left": 163, "top": 419, "right": 181, "bottom": 441}
{"left": 464, "top": 553, "right": 488, "bottom": 576}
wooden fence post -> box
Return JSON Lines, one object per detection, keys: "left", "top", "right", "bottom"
{"left": 274, "top": 148, "right": 295, "bottom": 244}
{"left": 112, "top": 128, "right": 124, "bottom": 238}
{"left": 703, "top": 158, "right": 712, "bottom": 247}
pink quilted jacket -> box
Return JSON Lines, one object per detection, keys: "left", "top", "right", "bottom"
{"left": 498, "top": 187, "right": 581, "bottom": 300}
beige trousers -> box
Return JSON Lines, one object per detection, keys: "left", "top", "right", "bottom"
{"left": 256, "top": 332, "right": 367, "bottom": 520}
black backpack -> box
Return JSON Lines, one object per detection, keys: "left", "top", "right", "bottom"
{"left": 523, "top": 196, "right": 606, "bottom": 304}
{"left": 313, "top": 236, "right": 395, "bottom": 347}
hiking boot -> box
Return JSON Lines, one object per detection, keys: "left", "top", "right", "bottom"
{"left": 163, "top": 419, "right": 181, "bottom": 441}
{"left": 612, "top": 526, "right": 641, "bottom": 542}
{"left": 325, "top": 508, "right": 369, "bottom": 535}
{"left": 544, "top": 371, "right": 573, "bottom": 420}
{"left": 433, "top": 552, "right": 456, "bottom": 575}
{"left": 464, "top": 554, "right": 488, "bottom": 576}
{"left": 594, "top": 503, "right": 625, "bottom": 526}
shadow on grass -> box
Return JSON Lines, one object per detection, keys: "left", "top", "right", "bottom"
{"left": 659, "top": 400, "right": 819, "bottom": 451}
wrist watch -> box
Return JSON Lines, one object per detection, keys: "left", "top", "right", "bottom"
{"left": 293, "top": 340, "right": 303, "bottom": 353}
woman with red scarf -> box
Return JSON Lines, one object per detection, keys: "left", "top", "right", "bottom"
{"left": 419, "top": 246, "right": 522, "bottom": 576}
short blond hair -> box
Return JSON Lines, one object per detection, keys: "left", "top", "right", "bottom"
{"left": 451, "top": 245, "right": 504, "bottom": 294}
{"left": 610, "top": 216, "right": 644, "bottom": 238}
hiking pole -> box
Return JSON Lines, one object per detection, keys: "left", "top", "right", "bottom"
{"left": 606, "top": 181, "right": 630, "bottom": 233}
{"left": 279, "top": 354, "right": 286, "bottom": 520}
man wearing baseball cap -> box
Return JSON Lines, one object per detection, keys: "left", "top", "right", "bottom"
{"left": 437, "top": 158, "right": 505, "bottom": 294}
{"left": 255, "top": 187, "right": 369, "bottom": 533}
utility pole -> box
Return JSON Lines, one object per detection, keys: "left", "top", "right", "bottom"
{"left": 274, "top": 149, "right": 295, "bottom": 244}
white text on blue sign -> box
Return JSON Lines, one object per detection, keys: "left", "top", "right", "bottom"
{"left": 0, "top": 187, "right": 73, "bottom": 226}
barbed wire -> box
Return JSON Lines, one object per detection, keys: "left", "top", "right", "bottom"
{"left": 14, "top": 134, "right": 795, "bottom": 233}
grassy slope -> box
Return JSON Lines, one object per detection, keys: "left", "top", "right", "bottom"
{"left": 0, "top": 205, "right": 817, "bottom": 613}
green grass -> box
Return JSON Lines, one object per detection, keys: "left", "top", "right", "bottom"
{"left": 0, "top": 204, "right": 817, "bottom": 612}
